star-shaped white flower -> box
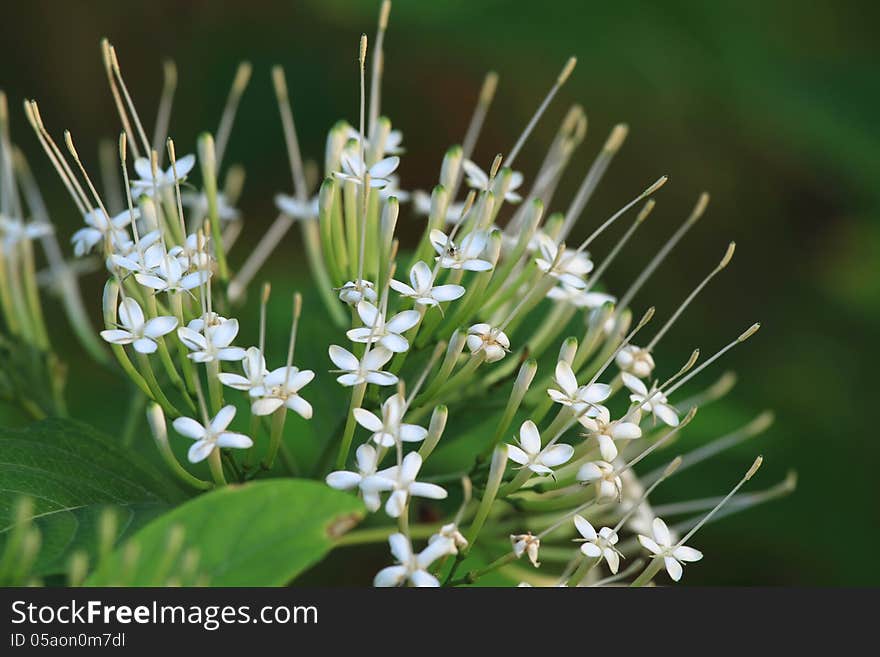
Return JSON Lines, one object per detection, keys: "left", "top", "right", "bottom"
{"left": 100, "top": 296, "right": 177, "bottom": 354}
{"left": 177, "top": 317, "right": 246, "bottom": 363}
{"left": 334, "top": 152, "right": 400, "bottom": 189}
{"left": 622, "top": 372, "right": 679, "bottom": 426}
{"left": 328, "top": 344, "right": 397, "bottom": 386}
{"left": 181, "top": 190, "right": 240, "bottom": 224}
{"left": 573, "top": 515, "right": 623, "bottom": 574}
{"left": 579, "top": 406, "right": 642, "bottom": 462}
{"left": 172, "top": 405, "right": 253, "bottom": 463}
{"left": 218, "top": 346, "right": 268, "bottom": 395}
{"left": 130, "top": 154, "right": 196, "bottom": 196}
{"left": 71, "top": 208, "right": 132, "bottom": 257}
{"left": 135, "top": 253, "right": 210, "bottom": 294}
{"left": 384, "top": 129, "right": 405, "bottom": 155}
{"left": 466, "top": 323, "right": 510, "bottom": 363}
{"left": 373, "top": 532, "right": 448, "bottom": 587}
{"left": 168, "top": 233, "right": 213, "bottom": 271}
{"left": 547, "top": 361, "right": 611, "bottom": 419}
{"left": 510, "top": 532, "right": 541, "bottom": 567}
{"left": 430, "top": 229, "right": 493, "bottom": 271}
{"left": 337, "top": 279, "right": 378, "bottom": 306}
{"left": 390, "top": 261, "right": 465, "bottom": 308}
{"left": 353, "top": 393, "right": 427, "bottom": 447}
{"left": 0, "top": 216, "right": 53, "bottom": 253}
{"left": 378, "top": 451, "right": 448, "bottom": 518}
{"left": 274, "top": 193, "right": 319, "bottom": 221}
{"left": 616, "top": 344, "right": 656, "bottom": 379}
{"left": 248, "top": 365, "right": 315, "bottom": 418}
{"left": 507, "top": 420, "right": 574, "bottom": 475}
{"left": 638, "top": 517, "right": 703, "bottom": 582}
{"left": 577, "top": 460, "right": 623, "bottom": 501}
{"left": 462, "top": 159, "right": 523, "bottom": 203}
{"left": 325, "top": 443, "right": 395, "bottom": 512}
{"left": 534, "top": 234, "right": 593, "bottom": 289}
{"left": 346, "top": 301, "right": 420, "bottom": 353}
{"left": 429, "top": 523, "right": 468, "bottom": 554}
{"left": 547, "top": 284, "right": 615, "bottom": 309}
{"left": 109, "top": 231, "right": 163, "bottom": 275}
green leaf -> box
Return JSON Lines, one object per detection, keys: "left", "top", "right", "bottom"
{"left": 86, "top": 479, "right": 365, "bottom": 586}
{"left": 0, "top": 418, "right": 179, "bottom": 575}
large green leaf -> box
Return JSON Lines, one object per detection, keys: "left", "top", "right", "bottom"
{"left": 0, "top": 418, "right": 179, "bottom": 575}
{"left": 86, "top": 479, "right": 365, "bottom": 586}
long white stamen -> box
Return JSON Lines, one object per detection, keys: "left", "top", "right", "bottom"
{"left": 286, "top": 292, "right": 303, "bottom": 372}
{"left": 613, "top": 456, "right": 682, "bottom": 532}
{"left": 215, "top": 61, "right": 252, "bottom": 167}
{"left": 118, "top": 133, "right": 141, "bottom": 244}
{"left": 101, "top": 39, "right": 139, "bottom": 159}
{"left": 583, "top": 199, "right": 654, "bottom": 292}
{"left": 665, "top": 323, "right": 760, "bottom": 396}
{"left": 152, "top": 59, "right": 177, "bottom": 160}
{"left": 259, "top": 282, "right": 270, "bottom": 354}
{"left": 368, "top": 0, "right": 391, "bottom": 135}
{"left": 106, "top": 42, "right": 151, "bottom": 156}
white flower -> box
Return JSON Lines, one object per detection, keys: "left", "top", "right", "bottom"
{"left": 373, "top": 533, "right": 448, "bottom": 587}
{"left": 334, "top": 152, "right": 400, "bottom": 189}
{"left": 353, "top": 393, "right": 427, "bottom": 447}
{"left": 616, "top": 344, "right": 656, "bottom": 379}
{"left": 379, "top": 451, "right": 448, "bottom": 518}
{"left": 328, "top": 344, "right": 397, "bottom": 386}
{"left": 326, "top": 444, "right": 395, "bottom": 512}
{"left": 181, "top": 190, "right": 240, "bottom": 223}
{"left": 579, "top": 406, "right": 642, "bottom": 462}
{"left": 248, "top": 365, "right": 315, "bottom": 418}
{"left": 638, "top": 517, "right": 703, "bottom": 582}
{"left": 430, "top": 229, "right": 493, "bottom": 271}
{"left": 429, "top": 523, "right": 468, "bottom": 554}
{"left": 466, "top": 323, "right": 510, "bottom": 363}
{"left": 507, "top": 420, "right": 574, "bottom": 475}
{"left": 577, "top": 460, "right": 623, "bottom": 501}
{"left": 547, "top": 361, "right": 611, "bottom": 418}
{"left": 573, "top": 515, "right": 623, "bottom": 574}
{"left": 337, "top": 279, "right": 378, "bottom": 306}
{"left": 462, "top": 159, "right": 523, "bottom": 203}
{"left": 346, "top": 301, "right": 420, "bottom": 353}
{"left": 622, "top": 372, "right": 679, "bottom": 426}
{"left": 177, "top": 317, "right": 246, "bottom": 363}
{"left": 510, "top": 533, "right": 541, "bottom": 567}
{"left": 135, "top": 253, "right": 210, "bottom": 294}
{"left": 130, "top": 154, "right": 196, "bottom": 196}
{"left": 71, "top": 208, "right": 132, "bottom": 257}
{"left": 218, "top": 346, "right": 268, "bottom": 394}
{"left": 172, "top": 405, "right": 253, "bottom": 463}
{"left": 535, "top": 234, "right": 593, "bottom": 289}
{"left": 0, "top": 216, "right": 53, "bottom": 253}
{"left": 100, "top": 296, "right": 177, "bottom": 354}
{"left": 109, "top": 232, "right": 164, "bottom": 275}
{"left": 390, "top": 261, "right": 465, "bottom": 308}
{"left": 186, "top": 311, "right": 228, "bottom": 333}
{"left": 412, "top": 190, "right": 466, "bottom": 225}
{"left": 274, "top": 193, "right": 318, "bottom": 220}
{"left": 384, "top": 129, "right": 404, "bottom": 155}
{"left": 168, "top": 233, "right": 213, "bottom": 271}
{"left": 547, "top": 284, "right": 615, "bottom": 309}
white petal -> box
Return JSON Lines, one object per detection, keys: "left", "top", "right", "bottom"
{"left": 431, "top": 284, "right": 465, "bottom": 302}
{"left": 555, "top": 361, "right": 578, "bottom": 396}
{"left": 326, "top": 471, "right": 361, "bottom": 490}
{"left": 399, "top": 423, "right": 427, "bottom": 443}
{"left": 573, "top": 515, "right": 597, "bottom": 541}
{"left": 410, "top": 261, "right": 433, "bottom": 291}
{"left": 368, "top": 156, "right": 400, "bottom": 179}
{"left": 673, "top": 546, "right": 703, "bottom": 563}
{"left": 638, "top": 535, "right": 662, "bottom": 555}
{"left": 518, "top": 420, "right": 541, "bottom": 455}
{"left": 654, "top": 403, "right": 680, "bottom": 427}
{"left": 385, "top": 490, "right": 408, "bottom": 518}
{"left": 664, "top": 556, "right": 683, "bottom": 582}
{"left": 408, "top": 482, "right": 447, "bottom": 500}
{"left": 597, "top": 434, "right": 618, "bottom": 462}
{"left": 652, "top": 518, "right": 671, "bottom": 546}
{"left": 388, "top": 532, "right": 412, "bottom": 563}
{"left": 143, "top": 315, "right": 178, "bottom": 338}
{"left": 373, "top": 565, "right": 407, "bottom": 588}
{"left": 386, "top": 310, "right": 420, "bottom": 334}
{"left": 389, "top": 279, "right": 415, "bottom": 296}
{"left": 583, "top": 383, "right": 611, "bottom": 403}
{"left": 216, "top": 432, "right": 253, "bottom": 449}
{"left": 132, "top": 337, "right": 158, "bottom": 354}
{"left": 172, "top": 416, "right": 206, "bottom": 440}
{"left": 210, "top": 405, "right": 237, "bottom": 433}
{"left": 621, "top": 371, "right": 648, "bottom": 395}
{"left": 285, "top": 395, "right": 313, "bottom": 419}
{"left": 612, "top": 422, "right": 642, "bottom": 440}
{"left": 216, "top": 347, "right": 246, "bottom": 361}
{"left": 604, "top": 549, "right": 620, "bottom": 574}
{"left": 329, "top": 345, "right": 359, "bottom": 371}
{"left": 580, "top": 542, "right": 602, "bottom": 558}
{"left": 100, "top": 329, "right": 134, "bottom": 345}
{"left": 187, "top": 439, "right": 215, "bottom": 464}
{"left": 119, "top": 297, "right": 144, "bottom": 330}
{"left": 410, "top": 570, "right": 440, "bottom": 587}
{"left": 460, "top": 258, "right": 493, "bottom": 272}
{"left": 540, "top": 444, "right": 574, "bottom": 467}
{"left": 362, "top": 346, "right": 393, "bottom": 370}
{"left": 252, "top": 397, "right": 285, "bottom": 416}
{"left": 365, "top": 371, "right": 398, "bottom": 386}
{"left": 210, "top": 318, "right": 239, "bottom": 348}
{"left": 380, "top": 333, "right": 410, "bottom": 353}
{"left": 506, "top": 445, "right": 529, "bottom": 465}
{"left": 353, "top": 408, "right": 384, "bottom": 432}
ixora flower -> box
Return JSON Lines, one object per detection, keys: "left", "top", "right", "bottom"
{"left": 429, "top": 524, "right": 468, "bottom": 553}
{"left": 218, "top": 346, "right": 268, "bottom": 394}
{"left": 374, "top": 533, "right": 448, "bottom": 587}
{"left": 109, "top": 232, "right": 163, "bottom": 275}
{"left": 274, "top": 193, "right": 319, "bottom": 221}
{"left": 178, "top": 317, "right": 247, "bottom": 363}
{"left": 328, "top": 344, "right": 397, "bottom": 386}
{"left": 623, "top": 372, "right": 680, "bottom": 426}
{"left": 249, "top": 365, "right": 315, "bottom": 418}
{"left": 577, "top": 460, "right": 623, "bottom": 501}
{"left": 380, "top": 452, "right": 448, "bottom": 518}
{"left": 573, "top": 515, "right": 623, "bottom": 574}
{"left": 130, "top": 154, "right": 196, "bottom": 195}
{"left": 334, "top": 152, "right": 400, "bottom": 188}
{"left": 100, "top": 296, "right": 177, "bottom": 354}
{"left": 580, "top": 405, "right": 643, "bottom": 462}
{"left": 326, "top": 444, "right": 395, "bottom": 512}
{"left": 181, "top": 190, "right": 240, "bottom": 223}
{"left": 507, "top": 420, "right": 574, "bottom": 475}
{"left": 466, "top": 323, "right": 510, "bottom": 363}
{"left": 172, "top": 405, "right": 253, "bottom": 463}
{"left": 0, "top": 216, "right": 52, "bottom": 252}
{"left": 430, "top": 229, "right": 494, "bottom": 271}
{"left": 346, "top": 301, "right": 421, "bottom": 353}
{"left": 390, "top": 261, "right": 465, "bottom": 307}
{"left": 616, "top": 344, "right": 656, "bottom": 379}
{"left": 462, "top": 159, "right": 523, "bottom": 203}
{"left": 337, "top": 279, "right": 378, "bottom": 305}
{"left": 638, "top": 518, "right": 703, "bottom": 582}
{"left": 353, "top": 393, "right": 427, "bottom": 447}
{"left": 547, "top": 360, "right": 611, "bottom": 419}
{"left": 534, "top": 234, "right": 593, "bottom": 289}
{"left": 71, "top": 208, "right": 131, "bottom": 257}
{"left": 547, "top": 284, "right": 615, "bottom": 309}
{"left": 135, "top": 253, "right": 210, "bottom": 294}
{"left": 510, "top": 533, "right": 541, "bottom": 567}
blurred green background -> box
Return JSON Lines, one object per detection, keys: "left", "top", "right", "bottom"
{"left": 1, "top": 0, "right": 878, "bottom": 585}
